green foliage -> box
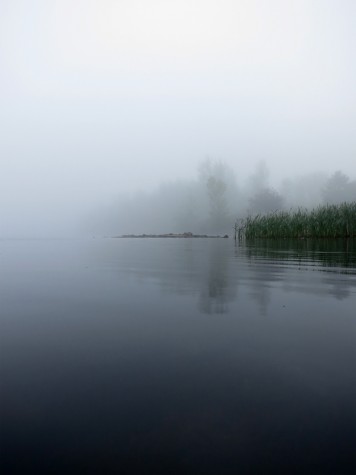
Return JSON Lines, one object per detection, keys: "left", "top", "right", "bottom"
{"left": 237, "top": 202, "right": 356, "bottom": 239}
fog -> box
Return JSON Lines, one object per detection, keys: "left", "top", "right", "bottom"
{"left": 1, "top": 0, "right": 355, "bottom": 237}
{"left": 91, "top": 160, "right": 356, "bottom": 236}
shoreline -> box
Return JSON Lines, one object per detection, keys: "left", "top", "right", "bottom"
{"left": 116, "top": 232, "right": 229, "bottom": 239}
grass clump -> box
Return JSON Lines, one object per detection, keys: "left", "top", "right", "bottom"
{"left": 236, "top": 202, "right": 356, "bottom": 239}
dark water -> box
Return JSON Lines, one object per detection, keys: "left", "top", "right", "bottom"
{"left": 1, "top": 238, "right": 355, "bottom": 474}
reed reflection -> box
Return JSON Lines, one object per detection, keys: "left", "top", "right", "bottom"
{"left": 108, "top": 238, "right": 356, "bottom": 316}
{"left": 239, "top": 238, "right": 356, "bottom": 312}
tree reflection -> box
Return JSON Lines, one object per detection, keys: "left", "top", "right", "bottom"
{"left": 198, "top": 241, "right": 237, "bottom": 314}
{"left": 109, "top": 237, "right": 356, "bottom": 316}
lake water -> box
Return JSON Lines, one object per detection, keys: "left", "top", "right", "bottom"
{"left": 1, "top": 238, "right": 355, "bottom": 474}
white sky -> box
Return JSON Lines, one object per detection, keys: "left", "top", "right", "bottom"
{"left": 0, "top": 0, "right": 355, "bottom": 235}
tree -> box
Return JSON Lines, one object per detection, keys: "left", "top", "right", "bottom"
{"left": 248, "top": 187, "right": 284, "bottom": 214}
{"left": 198, "top": 158, "right": 232, "bottom": 231}
{"left": 248, "top": 160, "right": 269, "bottom": 192}
{"left": 207, "top": 175, "right": 228, "bottom": 226}
{"left": 322, "top": 171, "right": 356, "bottom": 204}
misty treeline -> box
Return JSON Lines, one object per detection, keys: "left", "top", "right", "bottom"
{"left": 92, "top": 160, "right": 356, "bottom": 235}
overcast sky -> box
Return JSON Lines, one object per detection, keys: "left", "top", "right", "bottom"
{"left": 1, "top": 0, "right": 355, "bottom": 236}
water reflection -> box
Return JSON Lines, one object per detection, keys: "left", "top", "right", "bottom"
{"left": 239, "top": 238, "right": 356, "bottom": 310}
{"left": 107, "top": 237, "right": 356, "bottom": 315}
{"left": 197, "top": 241, "right": 237, "bottom": 314}
{"left": 104, "top": 240, "right": 237, "bottom": 315}
{"left": 1, "top": 238, "right": 355, "bottom": 474}
{"left": 242, "top": 238, "right": 356, "bottom": 270}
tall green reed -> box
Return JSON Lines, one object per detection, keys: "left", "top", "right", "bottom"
{"left": 236, "top": 202, "right": 356, "bottom": 239}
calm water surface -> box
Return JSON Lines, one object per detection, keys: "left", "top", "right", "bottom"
{"left": 1, "top": 238, "right": 355, "bottom": 474}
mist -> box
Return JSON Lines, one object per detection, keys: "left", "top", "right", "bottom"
{"left": 1, "top": 0, "right": 355, "bottom": 237}
{"left": 90, "top": 161, "right": 356, "bottom": 236}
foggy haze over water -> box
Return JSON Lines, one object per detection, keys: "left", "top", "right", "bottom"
{"left": 1, "top": 3, "right": 356, "bottom": 472}
{"left": 1, "top": 0, "right": 356, "bottom": 237}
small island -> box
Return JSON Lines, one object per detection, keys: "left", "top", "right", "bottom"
{"left": 117, "top": 232, "right": 229, "bottom": 238}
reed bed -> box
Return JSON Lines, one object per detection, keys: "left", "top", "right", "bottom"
{"left": 236, "top": 202, "right": 356, "bottom": 239}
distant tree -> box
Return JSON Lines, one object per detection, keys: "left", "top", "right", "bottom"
{"left": 248, "top": 160, "right": 270, "bottom": 192}
{"left": 198, "top": 158, "right": 232, "bottom": 231}
{"left": 322, "top": 171, "right": 356, "bottom": 204}
{"left": 248, "top": 187, "right": 284, "bottom": 214}
{"left": 207, "top": 175, "right": 228, "bottom": 226}
{"left": 280, "top": 172, "right": 327, "bottom": 209}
